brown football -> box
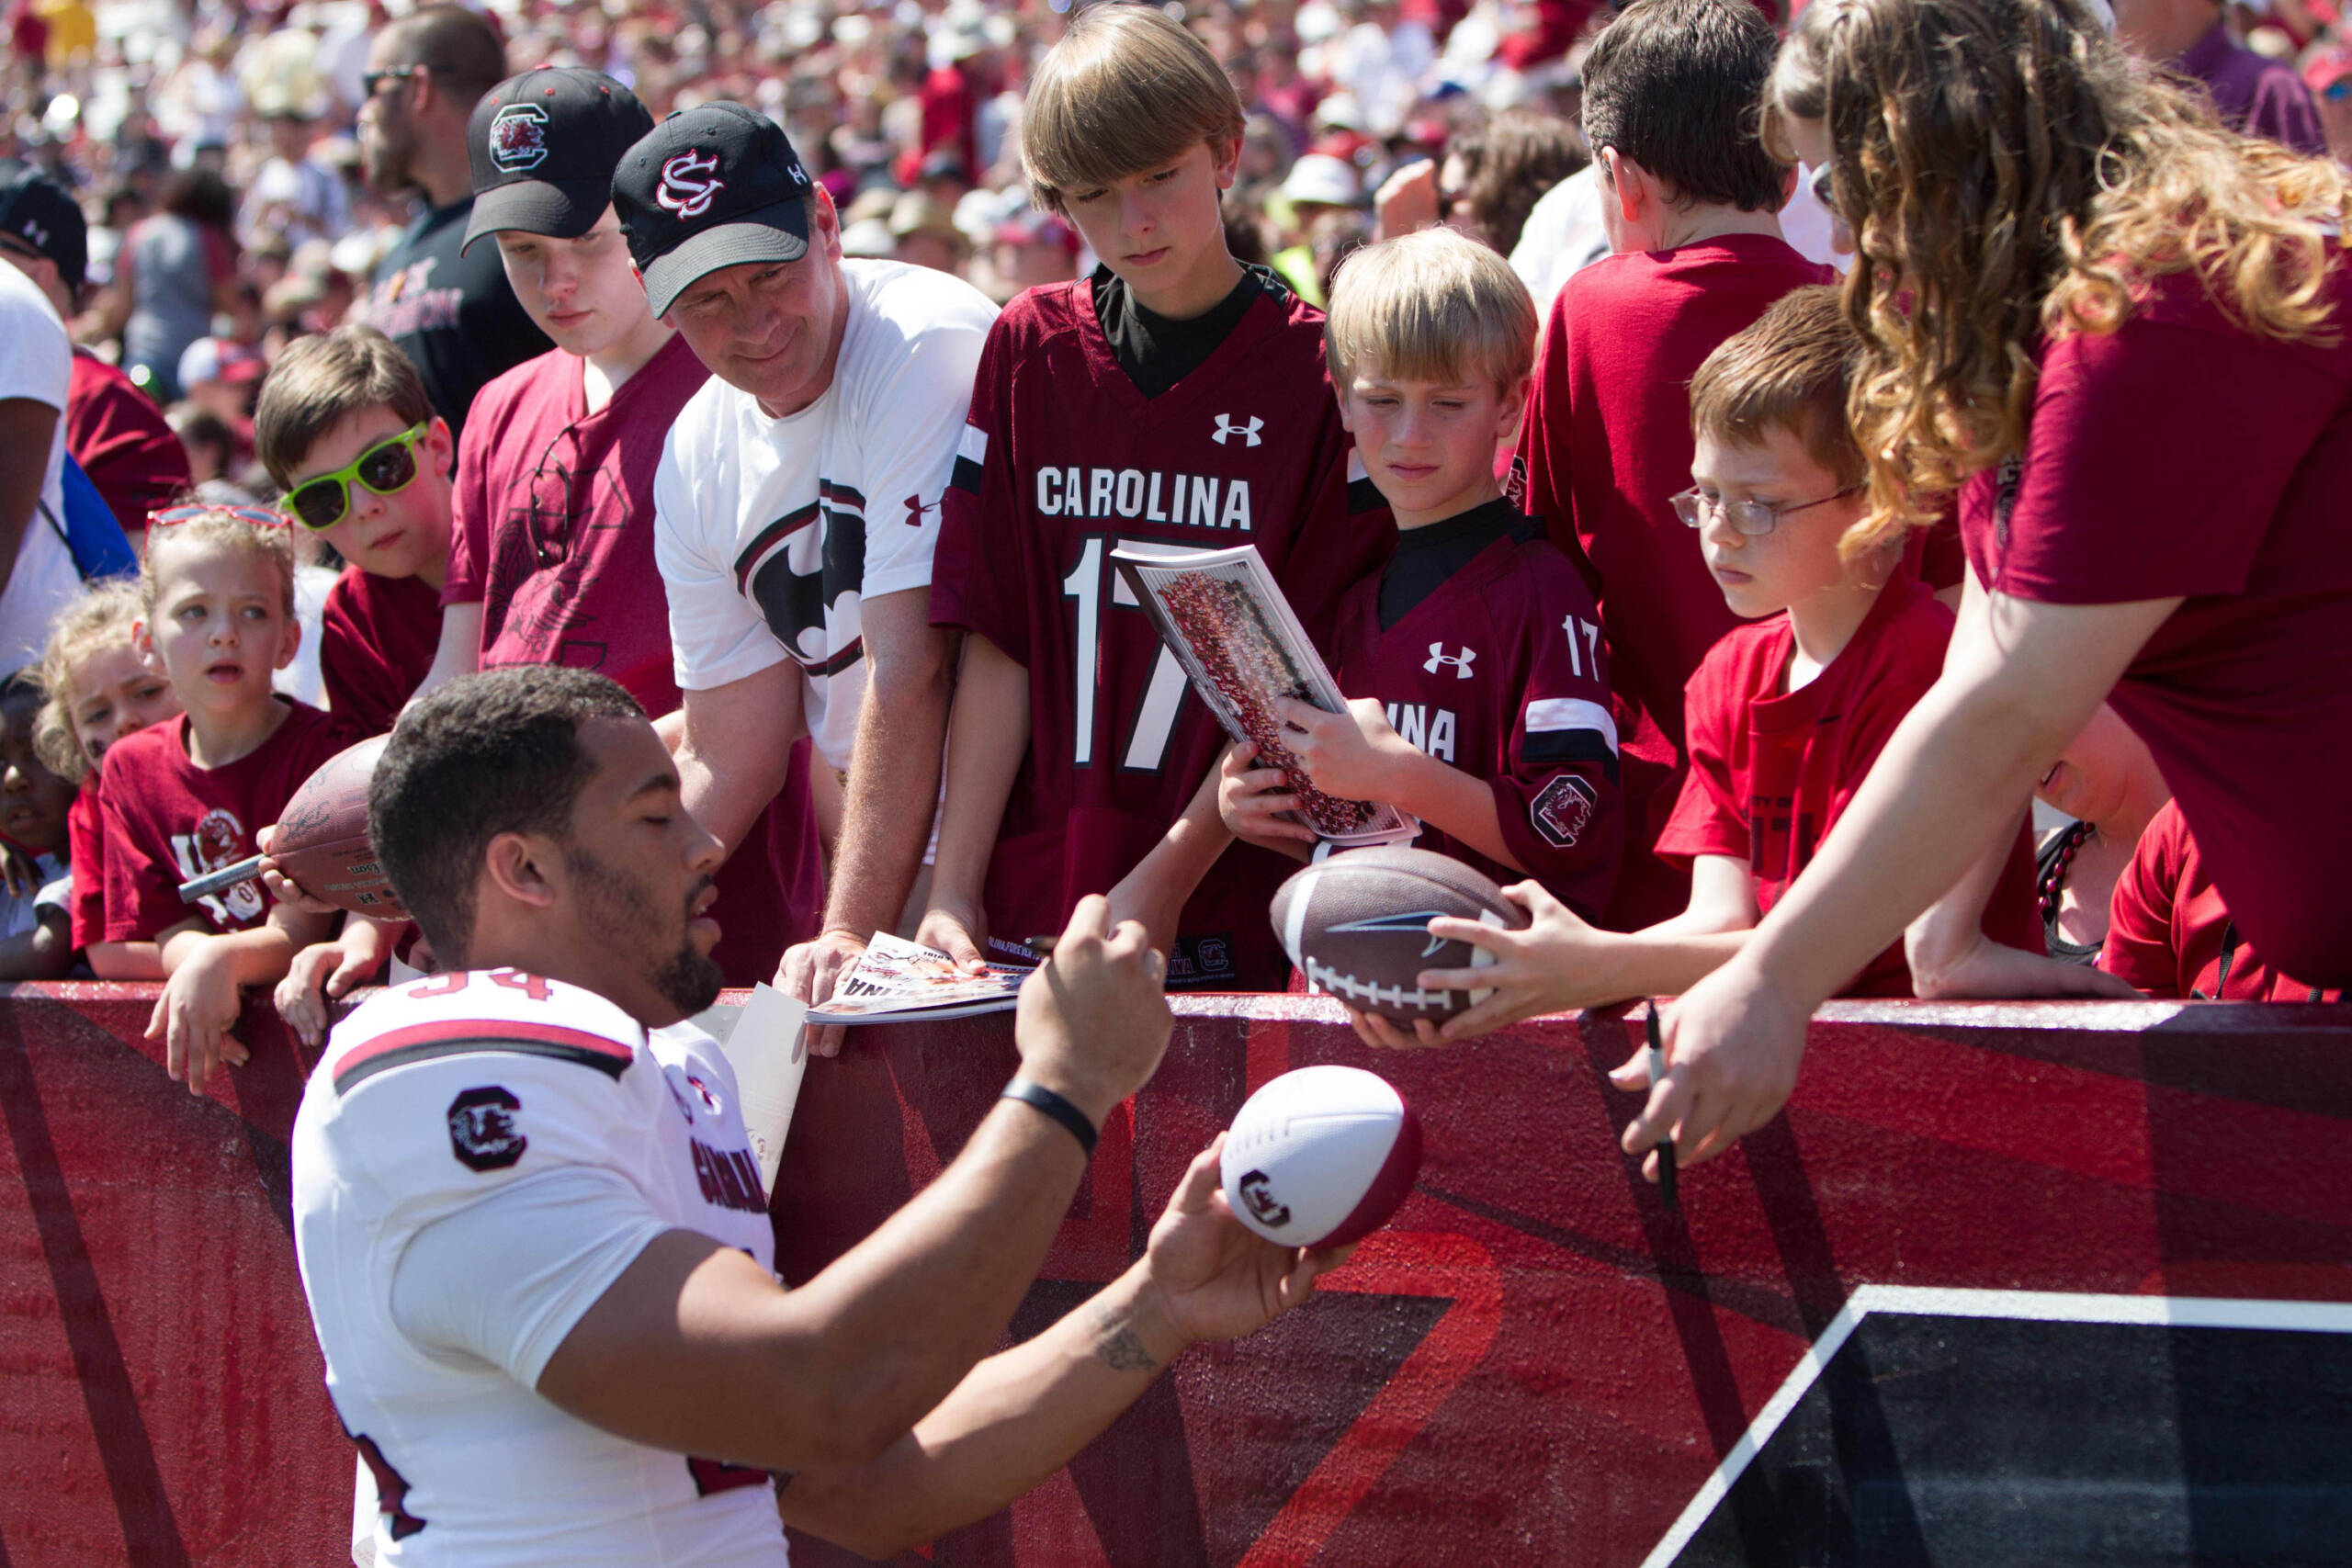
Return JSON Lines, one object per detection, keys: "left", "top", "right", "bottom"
{"left": 1269, "top": 847, "right": 1531, "bottom": 1023}
{"left": 271, "top": 735, "right": 410, "bottom": 919}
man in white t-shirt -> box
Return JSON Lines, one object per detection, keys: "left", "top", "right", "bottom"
{"left": 615, "top": 104, "right": 997, "bottom": 1040}
{"left": 294, "top": 667, "right": 1343, "bottom": 1564}
{"left": 0, "top": 259, "right": 86, "bottom": 670}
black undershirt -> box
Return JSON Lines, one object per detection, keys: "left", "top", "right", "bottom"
{"left": 1091, "top": 263, "right": 1282, "bottom": 399}
{"left": 1377, "top": 497, "right": 1532, "bottom": 629}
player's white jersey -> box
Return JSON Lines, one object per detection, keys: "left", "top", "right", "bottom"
{"left": 292, "top": 970, "right": 786, "bottom": 1566}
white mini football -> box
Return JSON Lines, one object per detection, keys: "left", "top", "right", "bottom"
{"left": 1220, "top": 1066, "right": 1422, "bottom": 1248}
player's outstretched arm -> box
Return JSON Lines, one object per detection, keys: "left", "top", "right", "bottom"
{"left": 536, "top": 897, "right": 1171, "bottom": 1475}
{"left": 916, "top": 634, "right": 1029, "bottom": 971}
{"left": 778, "top": 1136, "right": 1348, "bottom": 1558}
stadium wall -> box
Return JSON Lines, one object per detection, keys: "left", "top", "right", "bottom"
{"left": 1, "top": 984, "right": 2346, "bottom": 1565}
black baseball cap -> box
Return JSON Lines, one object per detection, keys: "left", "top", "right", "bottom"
{"left": 0, "top": 165, "right": 86, "bottom": 293}
{"left": 613, "top": 101, "right": 815, "bottom": 317}
{"left": 462, "top": 67, "right": 654, "bottom": 254}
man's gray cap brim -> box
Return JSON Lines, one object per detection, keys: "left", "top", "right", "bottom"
{"left": 639, "top": 205, "right": 812, "bottom": 316}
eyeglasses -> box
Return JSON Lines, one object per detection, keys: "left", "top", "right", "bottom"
{"left": 1671, "top": 483, "right": 1862, "bottom": 536}
{"left": 361, "top": 62, "right": 451, "bottom": 96}
{"left": 148, "top": 503, "right": 293, "bottom": 530}
{"left": 281, "top": 423, "right": 431, "bottom": 531}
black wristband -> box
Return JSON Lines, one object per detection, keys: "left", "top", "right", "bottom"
{"left": 1001, "top": 1078, "right": 1098, "bottom": 1157}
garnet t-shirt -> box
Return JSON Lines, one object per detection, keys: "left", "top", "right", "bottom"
{"left": 67, "top": 350, "right": 189, "bottom": 536}
{"left": 1512, "top": 233, "right": 1836, "bottom": 931}
{"left": 1958, "top": 261, "right": 2352, "bottom": 985}
{"left": 321, "top": 567, "right": 443, "bottom": 736}
{"left": 2101, "top": 800, "right": 2341, "bottom": 1001}
{"left": 1657, "top": 576, "right": 2042, "bottom": 996}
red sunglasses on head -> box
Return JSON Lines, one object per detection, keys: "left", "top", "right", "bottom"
{"left": 146, "top": 504, "right": 295, "bottom": 531}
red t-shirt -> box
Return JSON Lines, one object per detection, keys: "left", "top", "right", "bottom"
{"left": 1958, "top": 261, "right": 2352, "bottom": 987}
{"left": 1657, "top": 577, "right": 2042, "bottom": 996}
{"left": 67, "top": 350, "right": 189, "bottom": 537}
{"left": 2101, "top": 800, "right": 2341, "bottom": 1001}
{"left": 321, "top": 567, "right": 443, "bottom": 737}
{"left": 932, "top": 276, "right": 1393, "bottom": 987}
{"left": 1513, "top": 235, "right": 1837, "bottom": 931}
{"left": 447, "top": 338, "right": 820, "bottom": 985}
{"left": 1330, "top": 509, "right": 1622, "bottom": 919}
{"left": 97, "top": 702, "right": 358, "bottom": 942}
{"left": 67, "top": 784, "right": 103, "bottom": 952}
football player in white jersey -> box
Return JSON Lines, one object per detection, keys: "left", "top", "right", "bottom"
{"left": 293, "top": 666, "right": 1347, "bottom": 1565}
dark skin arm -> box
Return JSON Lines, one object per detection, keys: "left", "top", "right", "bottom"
{"left": 0, "top": 399, "right": 58, "bottom": 588}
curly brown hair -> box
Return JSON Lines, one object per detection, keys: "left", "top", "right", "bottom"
{"left": 1447, "top": 110, "right": 1588, "bottom": 255}
{"left": 1766, "top": 0, "right": 2347, "bottom": 556}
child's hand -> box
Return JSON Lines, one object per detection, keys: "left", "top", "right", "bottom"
{"left": 146, "top": 939, "right": 251, "bottom": 1096}
{"left": 1413, "top": 880, "right": 1617, "bottom": 1042}
{"left": 0, "top": 841, "right": 41, "bottom": 899}
{"left": 1270, "top": 696, "right": 1411, "bottom": 804}
{"left": 276, "top": 937, "right": 381, "bottom": 1046}
{"left": 1218, "top": 742, "right": 1319, "bottom": 852}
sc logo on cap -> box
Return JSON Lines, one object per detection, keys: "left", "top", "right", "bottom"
{"left": 489, "top": 103, "right": 550, "bottom": 172}
{"left": 657, "top": 149, "right": 726, "bottom": 220}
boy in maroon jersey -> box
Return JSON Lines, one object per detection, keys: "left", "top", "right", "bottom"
{"left": 1400, "top": 290, "right": 2046, "bottom": 1041}
{"left": 1219, "top": 228, "right": 1623, "bottom": 921}
{"left": 2102, "top": 802, "right": 2342, "bottom": 1002}
{"left": 255, "top": 325, "right": 452, "bottom": 738}
{"left": 923, "top": 4, "right": 1390, "bottom": 988}
{"left": 100, "top": 507, "right": 357, "bottom": 1092}
{"left": 1511, "top": 0, "right": 1836, "bottom": 932}
{"left": 407, "top": 67, "right": 821, "bottom": 990}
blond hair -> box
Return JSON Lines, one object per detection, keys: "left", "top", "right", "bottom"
{"left": 35, "top": 580, "right": 144, "bottom": 782}
{"left": 141, "top": 511, "right": 298, "bottom": 620}
{"left": 1021, "top": 4, "right": 1245, "bottom": 216}
{"left": 1766, "top": 0, "right": 2346, "bottom": 555}
{"left": 1690, "top": 285, "right": 1866, "bottom": 491}
{"left": 1323, "top": 226, "right": 1539, "bottom": 391}
{"left": 254, "top": 324, "right": 432, "bottom": 491}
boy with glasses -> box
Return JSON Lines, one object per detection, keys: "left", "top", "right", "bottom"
{"left": 254, "top": 325, "right": 452, "bottom": 739}
{"left": 1408, "top": 288, "right": 2041, "bottom": 1031}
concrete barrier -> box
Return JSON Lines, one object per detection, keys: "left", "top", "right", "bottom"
{"left": 2, "top": 984, "right": 2347, "bottom": 1565}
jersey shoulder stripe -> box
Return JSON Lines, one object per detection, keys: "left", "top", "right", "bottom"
{"left": 333, "top": 1018, "right": 638, "bottom": 1096}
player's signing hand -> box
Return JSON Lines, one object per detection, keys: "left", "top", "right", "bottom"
{"left": 1012, "top": 894, "right": 1170, "bottom": 1127}
{"left": 1609, "top": 955, "right": 1811, "bottom": 1180}
{"left": 146, "top": 940, "right": 251, "bottom": 1096}
{"left": 779, "top": 929, "right": 865, "bottom": 1059}
{"left": 254, "top": 823, "right": 337, "bottom": 917}
{"left": 1141, "top": 1134, "right": 1351, "bottom": 1348}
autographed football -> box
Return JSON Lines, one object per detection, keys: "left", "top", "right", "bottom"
{"left": 1270, "top": 847, "right": 1528, "bottom": 1024}
{"left": 1221, "top": 1066, "right": 1422, "bottom": 1247}
{"left": 271, "top": 736, "right": 410, "bottom": 919}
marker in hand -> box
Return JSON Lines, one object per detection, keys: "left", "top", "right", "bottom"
{"left": 1646, "top": 1004, "right": 1679, "bottom": 1215}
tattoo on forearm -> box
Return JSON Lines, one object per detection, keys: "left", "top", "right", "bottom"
{"left": 1091, "top": 1302, "right": 1157, "bottom": 1372}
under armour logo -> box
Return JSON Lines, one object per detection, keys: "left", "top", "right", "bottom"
{"left": 1212, "top": 413, "right": 1263, "bottom": 446}
{"left": 1424, "top": 643, "right": 1476, "bottom": 678}
{"left": 904, "top": 493, "right": 941, "bottom": 526}
{"left": 656, "top": 149, "right": 726, "bottom": 220}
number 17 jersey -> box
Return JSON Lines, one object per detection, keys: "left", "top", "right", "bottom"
{"left": 931, "top": 271, "right": 1392, "bottom": 988}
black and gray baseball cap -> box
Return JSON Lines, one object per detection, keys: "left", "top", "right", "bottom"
{"left": 462, "top": 67, "right": 654, "bottom": 254}
{"left": 0, "top": 164, "right": 87, "bottom": 292}
{"left": 612, "top": 101, "right": 815, "bottom": 317}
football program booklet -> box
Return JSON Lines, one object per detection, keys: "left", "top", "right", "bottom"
{"left": 805, "top": 933, "right": 1028, "bottom": 1024}
{"left": 1112, "top": 542, "right": 1417, "bottom": 848}
{"left": 715, "top": 984, "right": 809, "bottom": 1196}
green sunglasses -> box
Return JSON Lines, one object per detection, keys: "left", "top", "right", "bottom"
{"left": 282, "top": 423, "right": 432, "bottom": 531}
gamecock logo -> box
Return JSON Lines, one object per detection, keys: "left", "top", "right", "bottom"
{"left": 657, "top": 150, "right": 726, "bottom": 219}
{"left": 1531, "top": 774, "right": 1597, "bottom": 849}
{"left": 488, "top": 103, "right": 549, "bottom": 172}
{"left": 1237, "top": 1169, "right": 1292, "bottom": 1228}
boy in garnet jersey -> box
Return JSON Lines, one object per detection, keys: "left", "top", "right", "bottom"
{"left": 403, "top": 66, "right": 820, "bottom": 992}
{"left": 1511, "top": 0, "right": 1837, "bottom": 932}
{"left": 2102, "top": 802, "right": 2342, "bottom": 1002}
{"left": 99, "top": 507, "right": 358, "bottom": 1093}
{"left": 1219, "top": 228, "right": 1623, "bottom": 920}
{"left": 923, "top": 4, "right": 1391, "bottom": 988}
{"left": 1398, "top": 289, "right": 2042, "bottom": 1040}
{"left": 254, "top": 324, "right": 452, "bottom": 738}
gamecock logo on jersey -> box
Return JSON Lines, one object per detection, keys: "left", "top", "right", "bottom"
{"left": 447, "top": 1086, "right": 527, "bottom": 1172}
{"left": 488, "top": 103, "right": 549, "bottom": 172}
{"left": 657, "top": 150, "right": 726, "bottom": 219}
{"left": 1532, "top": 774, "right": 1598, "bottom": 849}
